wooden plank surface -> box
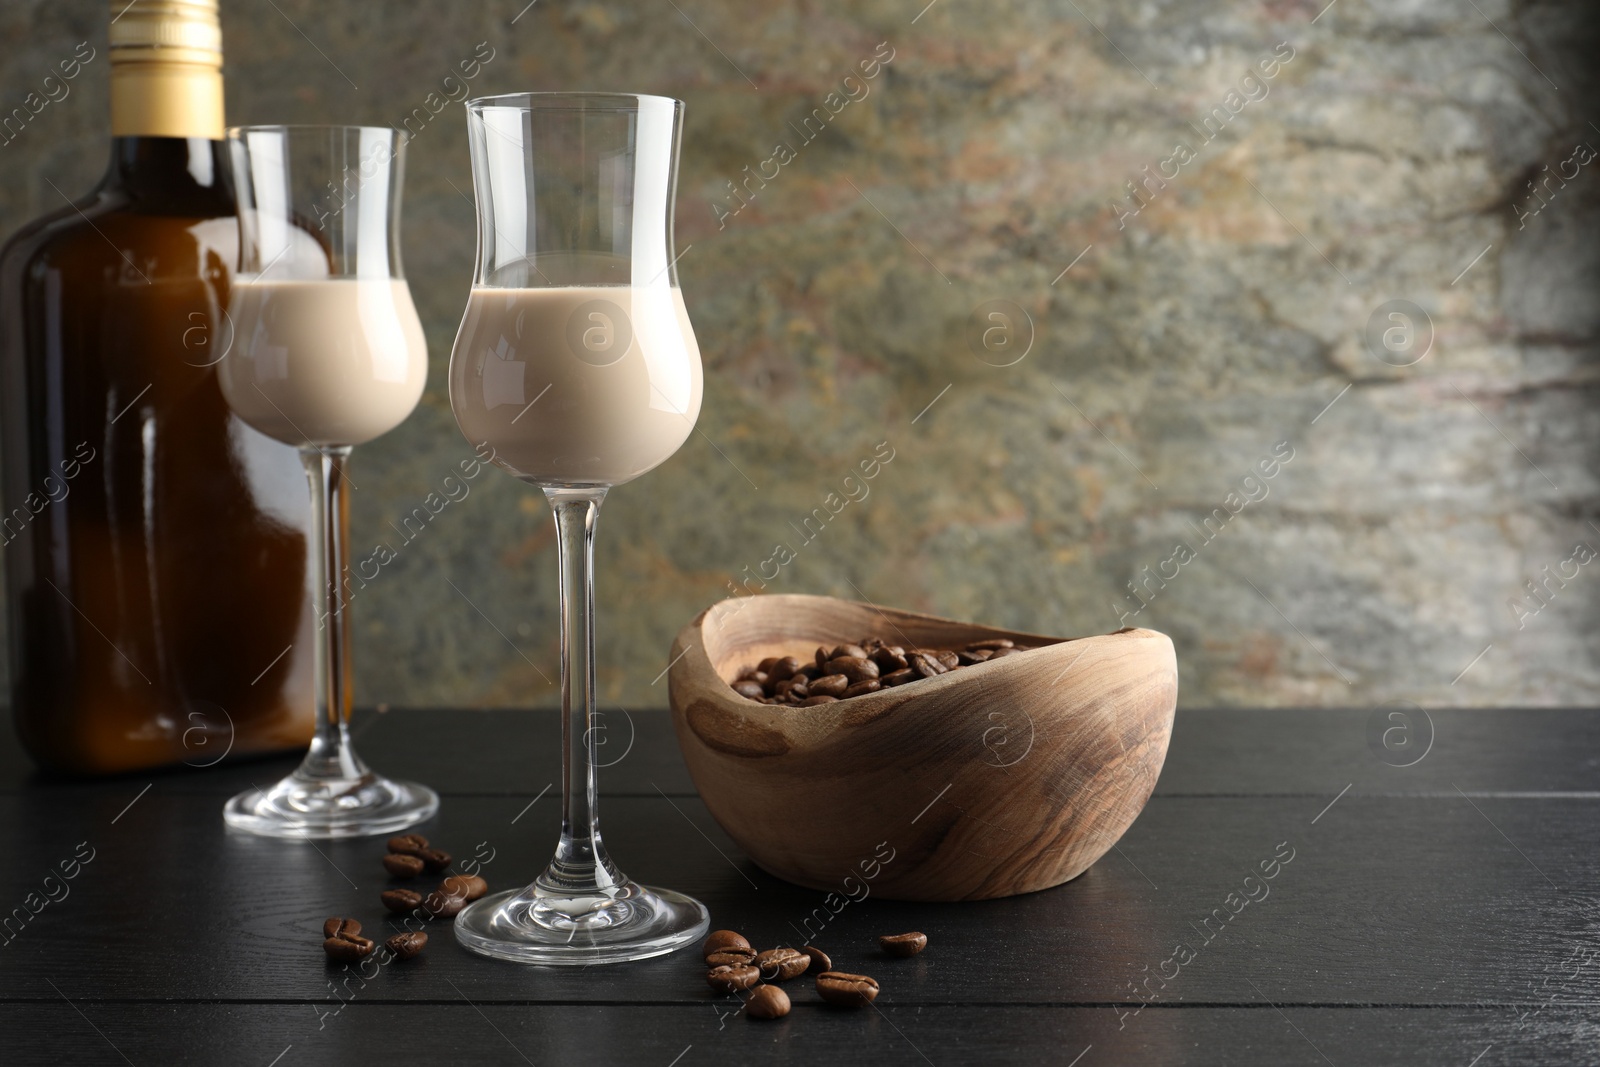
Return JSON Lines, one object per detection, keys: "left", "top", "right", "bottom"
{"left": 0, "top": 708, "right": 1595, "bottom": 1066}
{"left": 3, "top": 706, "right": 1595, "bottom": 796}
{"left": 5, "top": 1004, "right": 1594, "bottom": 1067}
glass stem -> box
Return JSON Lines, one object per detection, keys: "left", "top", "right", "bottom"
{"left": 296, "top": 446, "right": 367, "bottom": 783}
{"left": 538, "top": 487, "right": 624, "bottom": 896}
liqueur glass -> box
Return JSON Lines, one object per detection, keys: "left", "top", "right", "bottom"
{"left": 447, "top": 94, "right": 708, "bottom": 963}
{"left": 220, "top": 125, "right": 438, "bottom": 838}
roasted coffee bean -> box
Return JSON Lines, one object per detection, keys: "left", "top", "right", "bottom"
{"left": 768, "top": 656, "right": 801, "bottom": 682}
{"left": 417, "top": 848, "right": 452, "bottom": 873}
{"left": 745, "top": 984, "right": 791, "bottom": 1020}
{"left": 842, "top": 679, "right": 881, "bottom": 698}
{"left": 830, "top": 643, "right": 867, "bottom": 661}
{"left": 881, "top": 668, "right": 917, "bottom": 687}
{"left": 907, "top": 652, "right": 947, "bottom": 678}
{"left": 383, "top": 852, "right": 425, "bottom": 878}
{"left": 967, "top": 639, "right": 1014, "bottom": 650}
{"left": 861, "top": 636, "right": 884, "bottom": 650}
{"left": 422, "top": 893, "right": 465, "bottom": 919}
{"left": 799, "top": 695, "right": 839, "bottom": 706}
{"left": 323, "top": 917, "right": 361, "bottom": 940}
{"left": 385, "top": 931, "right": 428, "bottom": 960}
{"left": 422, "top": 875, "right": 485, "bottom": 919}
{"left": 957, "top": 649, "right": 992, "bottom": 665}
{"left": 815, "top": 646, "right": 831, "bottom": 671}
{"left": 879, "top": 931, "right": 928, "bottom": 957}
{"left": 707, "top": 963, "right": 761, "bottom": 992}
{"left": 808, "top": 673, "right": 849, "bottom": 697}
{"left": 816, "top": 971, "right": 880, "bottom": 1007}
{"left": 387, "top": 833, "right": 429, "bottom": 856}
{"left": 707, "top": 948, "right": 757, "bottom": 967}
{"left": 826, "top": 656, "right": 879, "bottom": 684}
{"left": 323, "top": 931, "right": 375, "bottom": 963}
{"left": 797, "top": 664, "right": 822, "bottom": 681}
{"left": 802, "top": 945, "right": 832, "bottom": 973}
{"left": 934, "top": 650, "right": 960, "bottom": 671}
{"left": 757, "top": 657, "right": 780, "bottom": 676}
{"left": 871, "top": 646, "right": 908, "bottom": 671}
{"left": 703, "top": 930, "right": 752, "bottom": 959}
{"left": 755, "top": 947, "right": 810, "bottom": 981}
{"left": 732, "top": 679, "right": 766, "bottom": 700}
{"left": 382, "top": 888, "right": 423, "bottom": 913}
{"left": 440, "top": 874, "right": 489, "bottom": 902}
{"left": 987, "top": 646, "right": 1021, "bottom": 659}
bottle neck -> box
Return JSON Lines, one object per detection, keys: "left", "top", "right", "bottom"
{"left": 103, "top": 136, "right": 232, "bottom": 212}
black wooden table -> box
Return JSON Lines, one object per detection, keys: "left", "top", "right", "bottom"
{"left": 2, "top": 707, "right": 1596, "bottom": 1065}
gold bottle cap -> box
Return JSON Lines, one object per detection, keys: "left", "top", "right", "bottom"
{"left": 109, "top": 0, "right": 222, "bottom": 67}
{"left": 109, "top": 0, "right": 226, "bottom": 138}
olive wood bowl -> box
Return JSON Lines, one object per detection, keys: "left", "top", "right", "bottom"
{"left": 667, "top": 594, "right": 1177, "bottom": 901}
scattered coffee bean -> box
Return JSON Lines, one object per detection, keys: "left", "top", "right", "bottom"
{"left": 707, "top": 963, "right": 761, "bottom": 993}
{"left": 802, "top": 945, "right": 832, "bottom": 973}
{"left": 879, "top": 931, "right": 928, "bottom": 957}
{"left": 703, "top": 930, "right": 752, "bottom": 960}
{"left": 323, "top": 929, "right": 375, "bottom": 964}
{"left": 707, "top": 948, "right": 757, "bottom": 967}
{"left": 745, "top": 984, "right": 791, "bottom": 1020}
{"left": 382, "top": 888, "right": 423, "bottom": 913}
{"left": 420, "top": 876, "right": 483, "bottom": 920}
{"left": 733, "top": 634, "right": 1036, "bottom": 706}
{"left": 323, "top": 917, "right": 361, "bottom": 940}
{"left": 417, "top": 848, "right": 453, "bottom": 873}
{"left": 385, "top": 931, "right": 428, "bottom": 960}
{"left": 755, "top": 947, "right": 810, "bottom": 982}
{"left": 439, "top": 874, "right": 488, "bottom": 902}
{"left": 387, "top": 834, "right": 429, "bottom": 856}
{"left": 799, "top": 695, "right": 839, "bottom": 706}
{"left": 816, "top": 971, "right": 880, "bottom": 1007}
{"left": 383, "top": 853, "right": 425, "bottom": 878}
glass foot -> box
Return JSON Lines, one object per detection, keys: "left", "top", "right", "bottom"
{"left": 224, "top": 771, "right": 438, "bottom": 839}
{"left": 454, "top": 882, "right": 709, "bottom": 965}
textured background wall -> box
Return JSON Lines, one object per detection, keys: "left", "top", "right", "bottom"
{"left": 1, "top": 0, "right": 1596, "bottom": 709}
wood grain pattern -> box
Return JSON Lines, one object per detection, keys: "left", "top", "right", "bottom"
{"left": 0, "top": 709, "right": 1596, "bottom": 1067}
{"left": 667, "top": 594, "right": 1179, "bottom": 901}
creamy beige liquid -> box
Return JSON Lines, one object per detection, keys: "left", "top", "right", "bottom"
{"left": 449, "top": 286, "right": 703, "bottom": 486}
{"left": 220, "top": 278, "right": 428, "bottom": 448}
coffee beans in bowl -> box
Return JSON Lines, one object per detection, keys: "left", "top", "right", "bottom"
{"left": 728, "top": 635, "right": 1032, "bottom": 705}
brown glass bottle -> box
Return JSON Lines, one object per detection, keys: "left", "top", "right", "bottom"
{"left": 0, "top": 0, "right": 314, "bottom": 774}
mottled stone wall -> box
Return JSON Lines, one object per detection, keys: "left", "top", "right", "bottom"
{"left": 1, "top": 0, "right": 1596, "bottom": 709}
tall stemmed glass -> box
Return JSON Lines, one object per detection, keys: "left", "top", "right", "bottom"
{"left": 219, "top": 125, "right": 438, "bottom": 838}
{"left": 448, "top": 93, "right": 708, "bottom": 963}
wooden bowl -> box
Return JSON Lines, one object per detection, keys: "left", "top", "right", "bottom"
{"left": 667, "top": 594, "right": 1178, "bottom": 901}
